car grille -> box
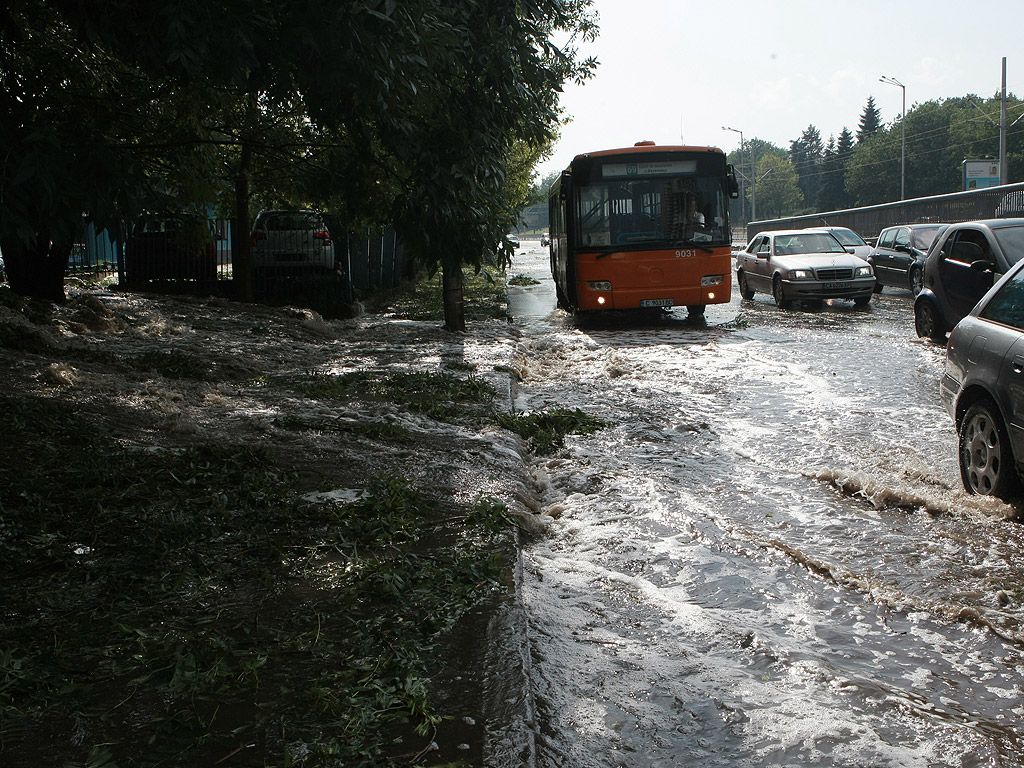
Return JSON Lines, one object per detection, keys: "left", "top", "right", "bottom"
{"left": 816, "top": 268, "right": 854, "bottom": 280}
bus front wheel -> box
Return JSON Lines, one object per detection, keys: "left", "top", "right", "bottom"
{"left": 687, "top": 305, "right": 706, "bottom": 319}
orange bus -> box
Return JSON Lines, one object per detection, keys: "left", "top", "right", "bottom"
{"left": 548, "top": 141, "right": 739, "bottom": 317}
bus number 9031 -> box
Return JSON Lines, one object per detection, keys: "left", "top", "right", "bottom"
{"left": 675, "top": 250, "right": 696, "bottom": 259}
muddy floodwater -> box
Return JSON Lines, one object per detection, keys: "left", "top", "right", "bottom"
{"left": 505, "top": 241, "right": 1024, "bottom": 767}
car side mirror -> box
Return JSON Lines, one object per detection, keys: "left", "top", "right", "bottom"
{"left": 970, "top": 259, "right": 993, "bottom": 272}
{"left": 845, "top": 247, "right": 855, "bottom": 254}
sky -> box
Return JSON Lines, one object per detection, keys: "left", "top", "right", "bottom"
{"left": 536, "top": 0, "right": 1024, "bottom": 180}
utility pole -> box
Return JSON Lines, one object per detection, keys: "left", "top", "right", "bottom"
{"left": 880, "top": 75, "right": 906, "bottom": 199}
{"left": 1000, "top": 57, "right": 1008, "bottom": 185}
{"left": 968, "top": 57, "right": 1014, "bottom": 186}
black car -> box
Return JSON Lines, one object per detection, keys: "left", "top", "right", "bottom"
{"left": 870, "top": 223, "right": 947, "bottom": 295}
{"left": 124, "top": 213, "right": 218, "bottom": 286}
{"left": 914, "top": 219, "right": 1024, "bottom": 341}
{"left": 941, "top": 256, "right": 1024, "bottom": 499}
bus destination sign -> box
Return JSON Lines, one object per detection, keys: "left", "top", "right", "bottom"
{"left": 602, "top": 160, "right": 697, "bottom": 178}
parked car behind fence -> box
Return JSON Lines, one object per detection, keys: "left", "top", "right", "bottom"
{"left": 124, "top": 213, "right": 217, "bottom": 286}
{"left": 251, "top": 210, "right": 336, "bottom": 277}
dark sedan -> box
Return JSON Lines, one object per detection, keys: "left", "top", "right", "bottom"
{"left": 941, "top": 256, "right": 1024, "bottom": 499}
{"left": 870, "top": 223, "right": 947, "bottom": 295}
{"left": 914, "top": 219, "right": 1024, "bottom": 341}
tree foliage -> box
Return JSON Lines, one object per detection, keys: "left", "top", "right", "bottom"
{"left": 752, "top": 148, "right": 803, "bottom": 220}
{"left": 815, "top": 129, "right": 855, "bottom": 212}
{"left": 0, "top": 0, "right": 598, "bottom": 324}
{"left": 857, "top": 95, "right": 882, "bottom": 143}
{"left": 844, "top": 94, "right": 1024, "bottom": 206}
{"left": 789, "top": 125, "right": 823, "bottom": 212}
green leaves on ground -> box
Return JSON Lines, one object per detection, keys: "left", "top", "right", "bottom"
{"left": 0, "top": 396, "right": 513, "bottom": 767}
{"left": 300, "top": 368, "right": 497, "bottom": 422}
{"left": 496, "top": 407, "right": 607, "bottom": 455}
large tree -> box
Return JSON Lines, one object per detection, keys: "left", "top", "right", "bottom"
{"left": 0, "top": 0, "right": 597, "bottom": 330}
{"left": 789, "top": 125, "right": 824, "bottom": 212}
{"left": 815, "top": 127, "right": 855, "bottom": 211}
{"left": 753, "top": 151, "right": 803, "bottom": 220}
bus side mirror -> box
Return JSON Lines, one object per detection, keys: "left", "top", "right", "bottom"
{"left": 559, "top": 170, "right": 571, "bottom": 201}
{"left": 726, "top": 165, "right": 740, "bottom": 199}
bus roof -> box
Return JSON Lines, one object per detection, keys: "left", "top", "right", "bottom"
{"left": 572, "top": 143, "right": 726, "bottom": 164}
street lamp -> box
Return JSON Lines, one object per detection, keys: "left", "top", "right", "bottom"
{"left": 879, "top": 75, "right": 906, "bottom": 200}
{"left": 723, "top": 125, "right": 755, "bottom": 220}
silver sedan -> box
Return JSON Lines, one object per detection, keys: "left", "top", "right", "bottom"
{"left": 736, "top": 229, "right": 876, "bottom": 309}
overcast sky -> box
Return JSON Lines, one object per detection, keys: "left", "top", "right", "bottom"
{"left": 537, "top": 0, "right": 1022, "bottom": 179}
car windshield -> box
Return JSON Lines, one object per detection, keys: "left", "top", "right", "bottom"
{"left": 775, "top": 233, "right": 846, "bottom": 255}
{"left": 910, "top": 225, "right": 945, "bottom": 250}
{"left": 828, "top": 229, "right": 867, "bottom": 247}
{"left": 576, "top": 175, "right": 729, "bottom": 248}
{"left": 992, "top": 224, "right": 1024, "bottom": 264}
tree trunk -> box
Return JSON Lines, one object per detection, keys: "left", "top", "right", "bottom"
{"left": 232, "top": 143, "right": 254, "bottom": 302}
{"left": 1, "top": 236, "right": 71, "bottom": 303}
{"left": 441, "top": 255, "right": 465, "bottom": 332}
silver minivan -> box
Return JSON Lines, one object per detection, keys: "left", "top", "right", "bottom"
{"left": 251, "top": 210, "right": 336, "bottom": 274}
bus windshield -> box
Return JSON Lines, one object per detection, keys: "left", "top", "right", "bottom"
{"left": 575, "top": 166, "right": 729, "bottom": 249}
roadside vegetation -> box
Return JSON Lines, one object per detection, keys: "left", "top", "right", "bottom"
{"left": 0, "top": 391, "right": 516, "bottom": 768}
{"left": 0, "top": 267, "right": 609, "bottom": 767}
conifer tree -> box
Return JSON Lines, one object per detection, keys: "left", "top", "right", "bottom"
{"left": 857, "top": 96, "right": 882, "bottom": 143}
{"left": 790, "top": 125, "right": 823, "bottom": 210}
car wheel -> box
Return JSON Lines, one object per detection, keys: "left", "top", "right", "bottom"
{"left": 914, "top": 299, "right": 945, "bottom": 341}
{"left": 854, "top": 294, "right": 871, "bottom": 307}
{"left": 872, "top": 280, "right": 883, "bottom": 294}
{"left": 959, "top": 400, "right": 1020, "bottom": 499}
{"left": 738, "top": 271, "right": 755, "bottom": 300}
{"left": 772, "top": 275, "right": 791, "bottom": 309}
{"left": 909, "top": 266, "right": 924, "bottom": 296}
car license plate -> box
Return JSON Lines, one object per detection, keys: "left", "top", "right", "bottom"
{"left": 641, "top": 298, "right": 674, "bottom": 308}
{"left": 823, "top": 282, "right": 851, "bottom": 289}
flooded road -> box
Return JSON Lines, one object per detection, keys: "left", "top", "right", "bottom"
{"left": 505, "top": 240, "right": 1024, "bottom": 767}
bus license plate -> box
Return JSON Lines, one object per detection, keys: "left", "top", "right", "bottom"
{"left": 823, "top": 282, "right": 850, "bottom": 290}
{"left": 641, "top": 298, "right": 674, "bottom": 308}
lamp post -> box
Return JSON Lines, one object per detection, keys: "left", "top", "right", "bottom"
{"left": 722, "top": 125, "right": 754, "bottom": 220}
{"left": 879, "top": 75, "right": 906, "bottom": 199}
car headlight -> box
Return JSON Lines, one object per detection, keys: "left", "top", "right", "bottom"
{"left": 788, "top": 269, "right": 813, "bottom": 280}
{"left": 855, "top": 266, "right": 873, "bottom": 277}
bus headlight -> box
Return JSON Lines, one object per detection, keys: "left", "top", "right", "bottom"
{"left": 701, "top": 275, "right": 724, "bottom": 286}
{"left": 587, "top": 281, "right": 612, "bottom": 291}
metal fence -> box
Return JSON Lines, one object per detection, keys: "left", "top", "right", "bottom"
{"left": 745, "top": 182, "right": 1024, "bottom": 244}
{"left": 65, "top": 219, "right": 408, "bottom": 302}
{"left": 343, "top": 227, "right": 407, "bottom": 294}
